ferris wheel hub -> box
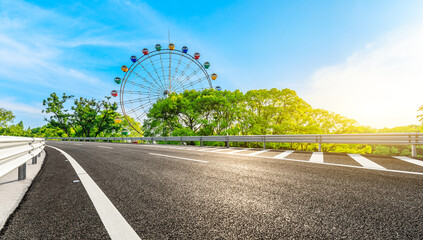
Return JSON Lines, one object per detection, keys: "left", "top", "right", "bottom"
{"left": 163, "top": 90, "right": 170, "bottom": 97}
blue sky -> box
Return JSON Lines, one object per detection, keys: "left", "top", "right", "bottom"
{"left": 1, "top": 0, "right": 423, "bottom": 128}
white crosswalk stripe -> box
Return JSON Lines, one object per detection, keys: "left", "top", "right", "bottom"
{"left": 208, "top": 148, "right": 229, "bottom": 152}
{"left": 273, "top": 150, "right": 294, "bottom": 159}
{"left": 228, "top": 148, "right": 252, "bottom": 154}
{"left": 309, "top": 152, "right": 324, "bottom": 163}
{"left": 194, "top": 148, "right": 211, "bottom": 151}
{"left": 393, "top": 156, "right": 423, "bottom": 167}
{"left": 245, "top": 149, "right": 271, "bottom": 156}
{"left": 348, "top": 154, "right": 386, "bottom": 169}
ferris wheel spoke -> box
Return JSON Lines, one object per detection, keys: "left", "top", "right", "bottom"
{"left": 128, "top": 81, "right": 160, "bottom": 92}
{"left": 132, "top": 72, "right": 162, "bottom": 90}
{"left": 173, "top": 76, "right": 208, "bottom": 92}
{"left": 159, "top": 54, "right": 167, "bottom": 90}
{"left": 135, "top": 112, "right": 148, "bottom": 122}
{"left": 126, "top": 90, "right": 144, "bottom": 95}
{"left": 173, "top": 54, "right": 184, "bottom": 77}
{"left": 148, "top": 57, "right": 165, "bottom": 90}
{"left": 139, "top": 64, "right": 164, "bottom": 90}
{"left": 126, "top": 101, "right": 156, "bottom": 114}
{"left": 126, "top": 102, "right": 154, "bottom": 115}
{"left": 172, "top": 68, "right": 203, "bottom": 91}
{"left": 122, "top": 95, "right": 160, "bottom": 105}
{"left": 171, "top": 60, "right": 193, "bottom": 91}
{"left": 125, "top": 91, "right": 162, "bottom": 100}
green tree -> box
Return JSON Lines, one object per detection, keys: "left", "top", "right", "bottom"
{"left": 378, "top": 125, "right": 421, "bottom": 133}
{"left": 42, "top": 93, "right": 74, "bottom": 137}
{"left": 0, "top": 121, "right": 32, "bottom": 137}
{"left": 71, "top": 96, "right": 120, "bottom": 137}
{"left": 42, "top": 92, "right": 136, "bottom": 137}
{"left": 0, "top": 108, "right": 15, "bottom": 127}
{"left": 143, "top": 89, "right": 243, "bottom": 137}
{"left": 31, "top": 124, "right": 68, "bottom": 137}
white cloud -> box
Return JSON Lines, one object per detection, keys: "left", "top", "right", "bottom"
{"left": 303, "top": 25, "right": 423, "bottom": 128}
{"left": 0, "top": 99, "right": 42, "bottom": 114}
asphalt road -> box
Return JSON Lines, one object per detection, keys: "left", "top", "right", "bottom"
{"left": 1, "top": 141, "right": 423, "bottom": 239}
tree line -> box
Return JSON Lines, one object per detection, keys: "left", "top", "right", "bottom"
{"left": 143, "top": 88, "right": 423, "bottom": 155}
{"left": 0, "top": 88, "right": 422, "bottom": 156}
{"left": 0, "top": 93, "right": 141, "bottom": 138}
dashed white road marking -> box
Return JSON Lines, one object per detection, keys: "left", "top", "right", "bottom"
{"left": 273, "top": 150, "right": 294, "bottom": 159}
{"left": 228, "top": 148, "right": 252, "bottom": 154}
{"left": 149, "top": 153, "right": 208, "bottom": 163}
{"left": 348, "top": 154, "right": 386, "bottom": 170}
{"left": 309, "top": 152, "right": 324, "bottom": 163}
{"left": 245, "top": 149, "right": 271, "bottom": 156}
{"left": 48, "top": 146, "right": 141, "bottom": 240}
{"left": 393, "top": 156, "right": 423, "bottom": 167}
{"left": 98, "top": 146, "right": 112, "bottom": 149}
{"left": 196, "top": 148, "right": 214, "bottom": 152}
{"left": 208, "top": 148, "right": 230, "bottom": 152}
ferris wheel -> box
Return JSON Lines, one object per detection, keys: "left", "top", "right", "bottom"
{"left": 111, "top": 43, "right": 220, "bottom": 134}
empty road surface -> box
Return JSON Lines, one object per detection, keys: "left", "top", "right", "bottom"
{"left": 1, "top": 141, "right": 423, "bottom": 239}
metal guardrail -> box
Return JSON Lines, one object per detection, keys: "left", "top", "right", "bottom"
{"left": 0, "top": 136, "right": 45, "bottom": 180}
{"left": 46, "top": 133, "right": 423, "bottom": 156}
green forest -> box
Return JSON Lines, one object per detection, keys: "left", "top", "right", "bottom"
{"left": 1, "top": 88, "right": 423, "bottom": 156}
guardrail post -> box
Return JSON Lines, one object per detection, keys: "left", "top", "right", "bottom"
{"left": 180, "top": 137, "right": 183, "bottom": 145}
{"left": 200, "top": 137, "right": 203, "bottom": 147}
{"left": 165, "top": 137, "right": 167, "bottom": 145}
{"left": 317, "top": 135, "right": 322, "bottom": 152}
{"left": 263, "top": 136, "right": 266, "bottom": 149}
{"left": 32, "top": 156, "right": 37, "bottom": 164}
{"left": 412, "top": 145, "right": 417, "bottom": 157}
{"left": 18, "top": 163, "right": 26, "bottom": 180}
{"left": 226, "top": 136, "right": 229, "bottom": 148}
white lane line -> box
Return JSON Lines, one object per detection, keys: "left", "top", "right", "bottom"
{"left": 228, "top": 148, "right": 252, "bottom": 154}
{"left": 245, "top": 149, "right": 271, "bottom": 156}
{"left": 273, "top": 150, "right": 294, "bottom": 159}
{"left": 348, "top": 154, "right": 386, "bottom": 170}
{"left": 149, "top": 153, "right": 208, "bottom": 163}
{"left": 184, "top": 147, "right": 200, "bottom": 151}
{"left": 393, "top": 156, "right": 423, "bottom": 167}
{"left": 74, "top": 144, "right": 82, "bottom": 146}
{"left": 196, "top": 148, "right": 213, "bottom": 151}
{"left": 48, "top": 146, "right": 141, "bottom": 240}
{"left": 201, "top": 148, "right": 222, "bottom": 152}
{"left": 98, "top": 146, "right": 112, "bottom": 149}
{"left": 208, "top": 148, "right": 229, "bottom": 152}
{"left": 309, "top": 152, "right": 324, "bottom": 163}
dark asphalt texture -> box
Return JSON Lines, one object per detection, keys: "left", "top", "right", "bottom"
{"left": 0, "top": 146, "right": 110, "bottom": 240}
{"left": 2, "top": 141, "right": 423, "bottom": 239}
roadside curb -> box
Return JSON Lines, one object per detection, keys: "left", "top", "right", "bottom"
{"left": 0, "top": 150, "right": 46, "bottom": 232}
